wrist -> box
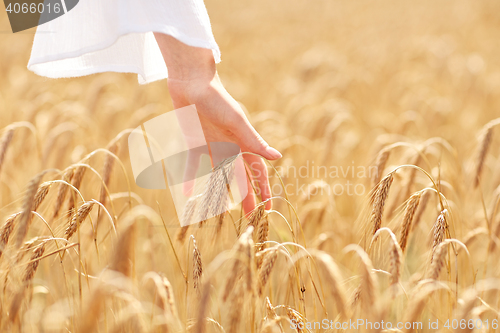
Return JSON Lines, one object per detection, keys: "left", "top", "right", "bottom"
{"left": 154, "top": 32, "right": 216, "bottom": 81}
{"left": 168, "top": 75, "right": 223, "bottom": 112}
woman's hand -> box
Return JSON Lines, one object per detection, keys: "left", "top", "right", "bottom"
{"left": 154, "top": 33, "right": 281, "bottom": 214}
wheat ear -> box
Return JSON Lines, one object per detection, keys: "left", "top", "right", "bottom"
{"left": 65, "top": 201, "right": 95, "bottom": 239}
{"left": 403, "top": 152, "right": 422, "bottom": 200}
{"left": 265, "top": 297, "right": 278, "bottom": 320}
{"left": 53, "top": 168, "right": 74, "bottom": 219}
{"left": 0, "top": 213, "right": 21, "bottom": 259}
{"left": 67, "top": 165, "right": 86, "bottom": 218}
{"left": 474, "top": 125, "right": 493, "bottom": 188}
{"left": 429, "top": 242, "right": 448, "bottom": 280}
{"left": 315, "top": 251, "right": 347, "bottom": 317}
{"left": 99, "top": 143, "right": 119, "bottom": 206}
{"left": 372, "top": 148, "right": 390, "bottom": 187}
{"left": 16, "top": 173, "right": 43, "bottom": 248}
{"left": 370, "top": 173, "right": 394, "bottom": 235}
{"left": 222, "top": 226, "right": 254, "bottom": 301}
{"left": 256, "top": 213, "right": 269, "bottom": 269}
{"left": 192, "top": 237, "right": 203, "bottom": 295}
{"left": 402, "top": 286, "right": 437, "bottom": 333}
{"left": 389, "top": 238, "right": 402, "bottom": 297}
{"left": 228, "top": 284, "right": 244, "bottom": 333}
{"left": 431, "top": 209, "right": 447, "bottom": 262}
{"left": 412, "top": 190, "right": 430, "bottom": 231}
{"left": 286, "top": 307, "right": 305, "bottom": 333}
{"left": 257, "top": 249, "right": 278, "bottom": 296}
{"left": 161, "top": 274, "right": 179, "bottom": 320}
{"left": 399, "top": 192, "right": 422, "bottom": 253}
{"left": 33, "top": 182, "right": 51, "bottom": 212}
{"left": 194, "top": 281, "right": 211, "bottom": 333}
{"left": 248, "top": 204, "right": 266, "bottom": 228}
{"left": 111, "top": 223, "right": 136, "bottom": 277}
{"left": 0, "top": 128, "right": 14, "bottom": 176}
{"left": 177, "top": 225, "right": 189, "bottom": 243}
{"left": 22, "top": 243, "right": 46, "bottom": 282}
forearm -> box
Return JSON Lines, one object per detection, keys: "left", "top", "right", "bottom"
{"left": 154, "top": 33, "right": 216, "bottom": 82}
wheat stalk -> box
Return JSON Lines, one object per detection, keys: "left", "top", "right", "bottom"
{"left": 194, "top": 280, "right": 211, "bottom": 333}
{"left": 77, "top": 287, "right": 106, "bottom": 333}
{"left": 8, "top": 289, "right": 25, "bottom": 323}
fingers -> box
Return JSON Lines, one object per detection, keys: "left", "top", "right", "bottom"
{"left": 228, "top": 113, "right": 282, "bottom": 161}
{"left": 182, "top": 150, "right": 202, "bottom": 196}
{"left": 245, "top": 154, "right": 272, "bottom": 210}
{"left": 242, "top": 174, "right": 257, "bottom": 215}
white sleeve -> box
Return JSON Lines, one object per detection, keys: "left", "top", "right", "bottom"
{"left": 27, "top": 0, "right": 221, "bottom": 84}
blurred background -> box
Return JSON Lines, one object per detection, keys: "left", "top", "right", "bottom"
{"left": 1, "top": 0, "right": 500, "bottom": 331}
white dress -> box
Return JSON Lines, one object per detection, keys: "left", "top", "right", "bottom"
{"left": 28, "top": 0, "right": 220, "bottom": 84}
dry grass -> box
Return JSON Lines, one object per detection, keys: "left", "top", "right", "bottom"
{"left": 1, "top": 0, "right": 500, "bottom": 331}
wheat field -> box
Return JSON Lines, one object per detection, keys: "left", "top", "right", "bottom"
{"left": 1, "top": 0, "right": 500, "bottom": 332}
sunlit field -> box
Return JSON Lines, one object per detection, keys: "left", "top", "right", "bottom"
{"left": 1, "top": 0, "right": 500, "bottom": 332}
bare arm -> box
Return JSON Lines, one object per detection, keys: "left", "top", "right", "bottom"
{"left": 154, "top": 33, "right": 281, "bottom": 212}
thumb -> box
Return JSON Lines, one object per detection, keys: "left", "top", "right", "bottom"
{"left": 232, "top": 118, "right": 282, "bottom": 160}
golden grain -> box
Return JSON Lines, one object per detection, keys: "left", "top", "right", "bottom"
{"left": 370, "top": 173, "right": 394, "bottom": 235}
{"left": 399, "top": 192, "right": 421, "bottom": 253}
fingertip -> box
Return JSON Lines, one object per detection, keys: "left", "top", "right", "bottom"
{"left": 260, "top": 184, "right": 272, "bottom": 209}
{"left": 242, "top": 193, "right": 256, "bottom": 215}
{"left": 265, "top": 146, "right": 282, "bottom": 160}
